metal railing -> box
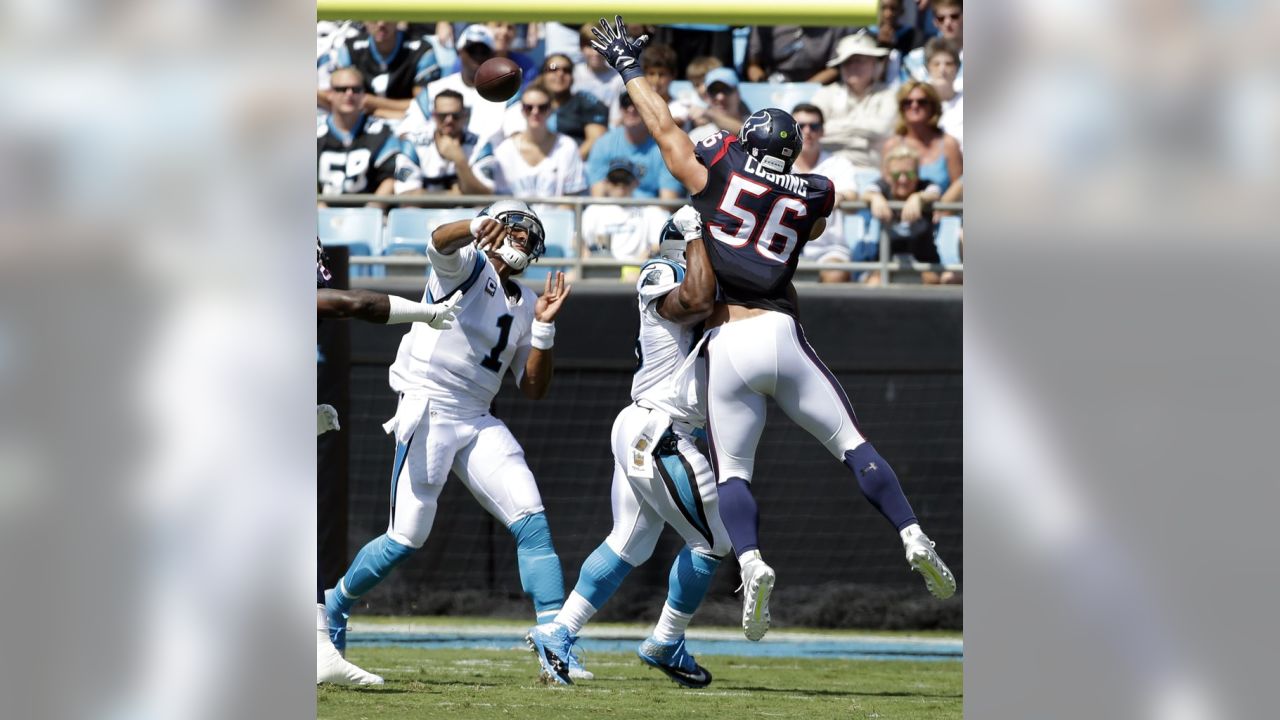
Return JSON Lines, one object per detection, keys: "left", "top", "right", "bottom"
{"left": 318, "top": 193, "right": 963, "bottom": 285}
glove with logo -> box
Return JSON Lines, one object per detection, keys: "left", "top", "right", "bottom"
{"left": 590, "top": 15, "right": 649, "bottom": 84}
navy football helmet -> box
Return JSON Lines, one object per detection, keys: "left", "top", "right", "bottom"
{"left": 738, "top": 108, "right": 803, "bottom": 174}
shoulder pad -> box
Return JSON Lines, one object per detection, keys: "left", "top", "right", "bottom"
{"left": 639, "top": 259, "right": 682, "bottom": 289}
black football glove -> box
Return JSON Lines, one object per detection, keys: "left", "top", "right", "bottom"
{"left": 589, "top": 15, "right": 649, "bottom": 84}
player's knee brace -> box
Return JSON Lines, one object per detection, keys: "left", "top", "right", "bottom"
{"left": 573, "top": 541, "right": 634, "bottom": 609}
{"left": 509, "top": 512, "right": 566, "bottom": 616}
{"left": 844, "top": 443, "right": 918, "bottom": 531}
{"left": 666, "top": 546, "right": 721, "bottom": 614}
{"left": 336, "top": 533, "right": 416, "bottom": 608}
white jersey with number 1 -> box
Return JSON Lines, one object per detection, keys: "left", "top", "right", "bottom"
{"left": 389, "top": 243, "right": 537, "bottom": 416}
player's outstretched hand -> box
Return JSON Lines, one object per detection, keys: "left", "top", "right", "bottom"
{"left": 534, "top": 271, "right": 572, "bottom": 323}
{"left": 470, "top": 216, "right": 505, "bottom": 253}
{"left": 422, "top": 293, "right": 462, "bottom": 330}
{"left": 590, "top": 15, "right": 648, "bottom": 83}
{"left": 671, "top": 205, "right": 703, "bottom": 241}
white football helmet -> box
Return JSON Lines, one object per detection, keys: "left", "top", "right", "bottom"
{"left": 477, "top": 200, "right": 546, "bottom": 272}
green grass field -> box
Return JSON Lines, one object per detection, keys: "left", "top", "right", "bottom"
{"left": 318, "top": 646, "right": 962, "bottom": 719}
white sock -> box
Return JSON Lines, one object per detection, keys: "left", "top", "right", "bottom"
{"left": 738, "top": 549, "right": 763, "bottom": 567}
{"left": 652, "top": 603, "right": 694, "bottom": 643}
{"left": 316, "top": 604, "right": 329, "bottom": 640}
{"left": 553, "top": 591, "right": 597, "bottom": 635}
{"left": 900, "top": 523, "right": 925, "bottom": 544}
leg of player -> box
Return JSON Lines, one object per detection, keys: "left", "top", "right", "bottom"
{"left": 527, "top": 461, "right": 663, "bottom": 685}
{"left": 508, "top": 512, "right": 569, "bottom": 624}
{"left": 326, "top": 419, "right": 447, "bottom": 653}
{"left": 637, "top": 546, "right": 720, "bottom": 688}
{"left": 776, "top": 316, "right": 956, "bottom": 599}
{"left": 704, "top": 330, "right": 777, "bottom": 640}
{"left": 317, "top": 602, "right": 384, "bottom": 685}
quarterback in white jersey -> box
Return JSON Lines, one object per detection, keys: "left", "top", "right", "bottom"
{"left": 325, "top": 201, "right": 592, "bottom": 678}
{"left": 527, "top": 207, "right": 729, "bottom": 689}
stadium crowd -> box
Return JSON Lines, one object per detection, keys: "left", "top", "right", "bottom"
{"left": 317, "top": 0, "right": 964, "bottom": 283}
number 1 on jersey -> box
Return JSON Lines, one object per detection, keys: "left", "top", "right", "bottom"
{"left": 480, "top": 314, "right": 514, "bottom": 372}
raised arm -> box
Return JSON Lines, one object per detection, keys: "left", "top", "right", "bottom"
{"left": 518, "top": 271, "right": 573, "bottom": 400}
{"left": 658, "top": 237, "right": 715, "bottom": 323}
{"left": 590, "top": 16, "right": 708, "bottom": 195}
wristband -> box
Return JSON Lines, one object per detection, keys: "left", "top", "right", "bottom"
{"left": 530, "top": 321, "right": 555, "bottom": 350}
{"left": 469, "top": 216, "right": 488, "bottom": 238}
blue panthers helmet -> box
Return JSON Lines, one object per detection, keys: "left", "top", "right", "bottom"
{"left": 738, "top": 108, "right": 803, "bottom": 174}
{"left": 657, "top": 217, "right": 687, "bottom": 262}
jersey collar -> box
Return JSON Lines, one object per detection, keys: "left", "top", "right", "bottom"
{"left": 326, "top": 112, "right": 367, "bottom": 146}
{"left": 369, "top": 30, "right": 404, "bottom": 69}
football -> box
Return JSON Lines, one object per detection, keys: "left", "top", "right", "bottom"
{"left": 474, "top": 57, "right": 523, "bottom": 103}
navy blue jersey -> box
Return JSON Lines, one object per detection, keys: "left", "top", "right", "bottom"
{"left": 691, "top": 130, "right": 836, "bottom": 316}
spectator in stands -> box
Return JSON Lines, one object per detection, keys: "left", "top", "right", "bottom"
{"left": 485, "top": 21, "right": 539, "bottom": 89}
{"left": 318, "top": 21, "right": 440, "bottom": 121}
{"left": 811, "top": 31, "right": 899, "bottom": 178}
{"left": 580, "top": 159, "right": 669, "bottom": 280}
{"left": 790, "top": 103, "right": 860, "bottom": 283}
{"left": 393, "top": 89, "right": 493, "bottom": 196}
{"left": 881, "top": 80, "right": 962, "bottom": 194}
{"left": 574, "top": 22, "right": 626, "bottom": 109}
{"left": 926, "top": 38, "right": 963, "bottom": 149}
{"left": 317, "top": 68, "right": 399, "bottom": 205}
{"left": 904, "top": 0, "right": 962, "bottom": 90}
{"left": 484, "top": 85, "right": 588, "bottom": 208}
{"left": 648, "top": 24, "right": 735, "bottom": 78}
{"left": 870, "top": 0, "right": 922, "bottom": 88}
{"left": 500, "top": 55, "right": 609, "bottom": 161}
{"left": 587, "top": 94, "right": 683, "bottom": 200}
{"left": 626, "top": 43, "right": 690, "bottom": 129}
{"left": 398, "top": 25, "right": 509, "bottom": 149}
{"left": 688, "top": 68, "right": 751, "bottom": 143}
{"left": 860, "top": 145, "right": 943, "bottom": 285}
{"left": 684, "top": 56, "right": 724, "bottom": 107}
{"left": 745, "top": 26, "right": 847, "bottom": 85}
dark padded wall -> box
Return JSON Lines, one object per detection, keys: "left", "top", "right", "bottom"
{"left": 325, "top": 284, "right": 961, "bottom": 628}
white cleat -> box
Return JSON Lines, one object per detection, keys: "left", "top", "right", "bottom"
{"left": 317, "top": 636, "right": 384, "bottom": 685}
{"left": 904, "top": 531, "right": 956, "bottom": 600}
{"left": 739, "top": 557, "right": 776, "bottom": 641}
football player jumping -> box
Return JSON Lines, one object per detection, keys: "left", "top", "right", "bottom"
{"left": 526, "top": 207, "right": 725, "bottom": 688}
{"left": 321, "top": 203, "right": 591, "bottom": 679}
{"left": 591, "top": 16, "right": 956, "bottom": 642}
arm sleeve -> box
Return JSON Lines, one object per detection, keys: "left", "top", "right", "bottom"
{"left": 636, "top": 262, "right": 681, "bottom": 314}
{"left": 426, "top": 242, "right": 477, "bottom": 280}
{"left": 415, "top": 48, "right": 441, "bottom": 85}
{"left": 393, "top": 141, "right": 424, "bottom": 194}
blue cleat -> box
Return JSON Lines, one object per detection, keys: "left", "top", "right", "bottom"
{"left": 323, "top": 588, "right": 350, "bottom": 655}
{"left": 566, "top": 636, "right": 594, "bottom": 680}
{"left": 637, "top": 636, "right": 713, "bottom": 689}
{"left": 525, "top": 622, "right": 574, "bottom": 685}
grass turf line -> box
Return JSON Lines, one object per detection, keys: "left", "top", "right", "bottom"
{"left": 318, "top": 647, "right": 962, "bottom": 720}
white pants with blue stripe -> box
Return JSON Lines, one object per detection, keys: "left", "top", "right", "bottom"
{"left": 384, "top": 396, "right": 544, "bottom": 548}
{"left": 604, "top": 404, "right": 732, "bottom": 563}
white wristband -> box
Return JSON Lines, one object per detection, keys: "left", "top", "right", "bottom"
{"left": 469, "top": 216, "right": 488, "bottom": 238}
{"left": 530, "top": 321, "right": 555, "bottom": 350}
